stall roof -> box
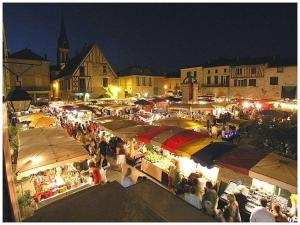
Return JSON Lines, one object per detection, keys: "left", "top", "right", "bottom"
{"left": 25, "top": 181, "right": 165, "bottom": 222}
{"left": 93, "top": 116, "right": 125, "bottom": 124}
{"left": 18, "top": 113, "right": 49, "bottom": 122}
{"left": 134, "top": 99, "right": 153, "bottom": 106}
{"left": 191, "top": 142, "right": 236, "bottom": 168}
{"left": 212, "top": 102, "right": 237, "bottom": 108}
{"left": 128, "top": 180, "right": 216, "bottom": 222}
{"left": 175, "top": 137, "right": 220, "bottom": 158}
{"left": 161, "top": 129, "right": 209, "bottom": 154}
{"left": 168, "top": 103, "right": 213, "bottom": 111}
{"left": 30, "top": 116, "right": 56, "bottom": 128}
{"left": 153, "top": 118, "right": 204, "bottom": 130}
{"left": 97, "top": 120, "right": 143, "bottom": 133}
{"left": 215, "top": 146, "right": 269, "bottom": 175}
{"left": 113, "top": 125, "right": 156, "bottom": 140}
{"left": 17, "top": 127, "right": 88, "bottom": 177}
{"left": 249, "top": 153, "right": 297, "bottom": 193}
{"left": 150, "top": 127, "right": 183, "bottom": 152}
{"left": 136, "top": 126, "right": 172, "bottom": 144}
{"left": 25, "top": 180, "right": 216, "bottom": 222}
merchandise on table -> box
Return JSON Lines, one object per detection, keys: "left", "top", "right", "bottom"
{"left": 221, "top": 181, "right": 293, "bottom": 216}
{"left": 17, "top": 162, "right": 89, "bottom": 205}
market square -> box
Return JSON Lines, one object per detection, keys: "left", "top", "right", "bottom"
{"left": 2, "top": 2, "right": 298, "bottom": 223}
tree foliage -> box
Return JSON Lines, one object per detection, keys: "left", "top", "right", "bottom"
{"left": 252, "top": 110, "right": 297, "bottom": 159}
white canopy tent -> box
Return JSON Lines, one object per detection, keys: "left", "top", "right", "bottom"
{"left": 17, "top": 127, "right": 88, "bottom": 177}
{"left": 249, "top": 153, "right": 297, "bottom": 194}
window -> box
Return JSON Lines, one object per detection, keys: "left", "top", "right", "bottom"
{"left": 214, "top": 76, "right": 218, "bottom": 84}
{"left": 277, "top": 67, "right": 284, "bottom": 73}
{"left": 142, "top": 77, "right": 146, "bottom": 86}
{"left": 215, "top": 69, "right": 218, "bottom": 74}
{"left": 225, "top": 76, "right": 229, "bottom": 85}
{"left": 238, "top": 80, "right": 243, "bottom": 87}
{"left": 237, "top": 79, "right": 247, "bottom": 87}
{"left": 187, "top": 71, "right": 191, "bottom": 76}
{"left": 136, "top": 77, "right": 140, "bottom": 86}
{"left": 148, "top": 77, "right": 152, "bottom": 86}
{"left": 251, "top": 67, "right": 256, "bottom": 75}
{"left": 103, "top": 65, "right": 107, "bottom": 74}
{"left": 207, "top": 70, "right": 210, "bottom": 74}
{"left": 79, "top": 66, "right": 85, "bottom": 76}
{"left": 79, "top": 79, "right": 85, "bottom": 91}
{"left": 237, "top": 68, "right": 242, "bottom": 75}
{"left": 234, "top": 79, "right": 237, "bottom": 87}
{"left": 224, "top": 69, "right": 227, "bottom": 73}
{"left": 194, "top": 71, "right": 197, "bottom": 77}
{"left": 102, "top": 78, "right": 108, "bottom": 87}
{"left": 270, "top": 77, "right": 278, "bottom": 85}
{"left": 207, "top": 76, "right": 211, "bottom": 85}
{"left": 249, "top": 79, "right": 257, "bottom": 86}
{"left": 220, "top": 76, "right": 224, "bottom": 85}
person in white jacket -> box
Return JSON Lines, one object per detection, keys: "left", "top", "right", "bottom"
{"left": 250, "top": 198, "right": 275, "bottom": 222}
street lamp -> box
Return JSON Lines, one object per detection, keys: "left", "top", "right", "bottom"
{"left": 6, "top": 86, "right": 32, "bottom": 112}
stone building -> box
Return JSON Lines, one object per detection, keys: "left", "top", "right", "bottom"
{"left": 7, "top": 48, "right": 50, "bottom": 103}
{"left": 117, "top": 65, "right": 180, "bottom": 99}
{"left": 180, "top": 57, "right": 297, "bottom": 101}
{"left": 50, "top": 15, "right": 118, "bottom": 101}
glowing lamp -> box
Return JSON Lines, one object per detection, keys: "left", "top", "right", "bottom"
{"left": 255, "top": 103, "right": 262, "bottom": 109}
{"left": 242, "top": 101, "right": 251, "bottom": 108}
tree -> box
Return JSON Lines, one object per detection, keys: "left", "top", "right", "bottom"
{"left": 252, "top": 110, "right": 297, "bottom": 159}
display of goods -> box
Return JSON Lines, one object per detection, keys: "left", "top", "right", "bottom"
{"left": 41, "top": 190, "right": 53, "bottom": 199}
{"left": 33, "top": 193, "right": 42, "bottom": 203}
{"left": 59, "top": 186, "right": 67, "bottom": 193}
{"left": 154, "top": 157, "right": 173, "bottom": 172}
{"left": 144, "top": 151, "right": 162, "bottom": 163}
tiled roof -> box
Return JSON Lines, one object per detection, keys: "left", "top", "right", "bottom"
{"left": 182, "top": 56, "right": 297, "bottom": 68}
{"left": 164, "top": 71, "right": 180, "bottom": 78}
{"left": 118, "top": 65, "right": 161, "bottom": 77}
{"left": 9, "top": 48, "right": 47, "bottom": 61}
{"left": 55, "top": 43, "right": 95, "bottom": 79}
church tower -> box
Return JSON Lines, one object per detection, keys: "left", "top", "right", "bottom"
{"left": 57, "top": 13, "right": 70, "bottom": 68}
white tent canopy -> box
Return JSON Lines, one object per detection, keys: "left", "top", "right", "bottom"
{"left": 249, "top": 153, "right": 297, "bottom": 194}
{"left": 17, "top": 127, "right": 88, "bottom": 177}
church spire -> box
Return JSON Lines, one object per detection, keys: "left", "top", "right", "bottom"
{"left": 57, "top": 11, "right": 70, "bottom": 67}
{"left": 57, "top": 12, "right": 69, "bottom": 49}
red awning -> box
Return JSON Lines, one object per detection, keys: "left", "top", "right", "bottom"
{"left": 161, "top": 130, "right": 209, "bottom": 153}
{"left": 136, "top": 126, "right": 172, "bottom": 144}
{"left": 215, "top": 147, "right": 268, "bottom": 175}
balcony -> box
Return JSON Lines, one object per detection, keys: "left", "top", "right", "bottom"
{"left": 23, "top": 86, "right": 50, "bottom": 91}
{"left": 201, "top": 83, "right": 230, "bottom": 87}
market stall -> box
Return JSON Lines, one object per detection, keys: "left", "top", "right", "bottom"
{"left": 97, "top": 119, "right": 143, "bottom": 134}
{"left": 215, "top": 150, "right": 297, "bottom": 221}
{"left": 168, "top": 103, "right": 214, "bottom": 113}
{"left": 16, "top": 127, "right": 89, "bottom": 211}
{"left": 249, "top": 153, "right": 297, "bottom": 194}
{"left": 30, "top": 116, "right": 56, "bottom": 128}
{"left": 136, "top": 126, "right": 222, "bottom": 187}
{"left": 153, "top": 118, "right": 204, "bottom": 130}
{"left": 18, "top": 113, "right": 49, "bottom": 123}
{"left": 191, "top": 142, "right": 236, "bottom": 168}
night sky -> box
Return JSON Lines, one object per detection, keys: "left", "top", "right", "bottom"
{"left": 3, "top": 3, "right": 297, "bottom": 73}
